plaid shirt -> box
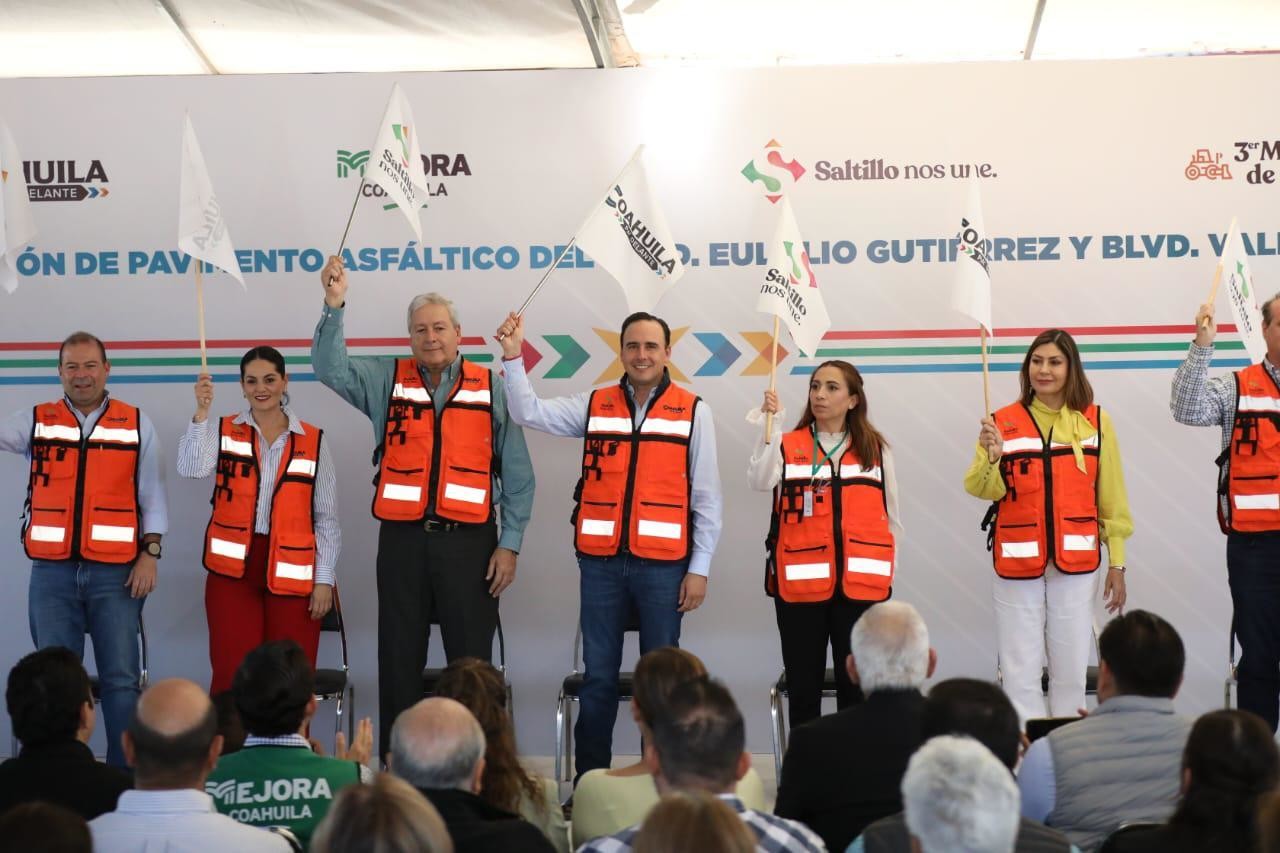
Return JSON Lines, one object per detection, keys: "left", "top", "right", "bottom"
{"left": 576, "top": 794, "right": 826, "bottom": 853}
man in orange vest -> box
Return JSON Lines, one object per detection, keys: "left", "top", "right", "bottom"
{"left": 1173, "top": 297, "right": 1280, "bottom": 731}
{"left": 314, "top": 258, "right": 536, "bottom": 760}
{"left": 496, "top": 310, "right": 722, "bottom": 783}
{"left": 0, "top": 331, "right": 167, "bottom": 767}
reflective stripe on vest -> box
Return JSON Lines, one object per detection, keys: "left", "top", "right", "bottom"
{"left": 989, "top": 402, "right": 1102, "bottom": 579}
{"left": 373, "top": 358, "right": 494, "bottom": 524}
{"left": 1226, "top": 363, "right": 1280, "bottom": 532}
{"left": 24, "top": 398, "right": 142, "bottom": 564}
{"left": 574, "top": 379, "right": 697, "bottom": 561}
{"left": 769, "top": 428, "right": 894, "bottom": 603}
{"left": 201, "top": 417, "right": 322, "bottom": 596}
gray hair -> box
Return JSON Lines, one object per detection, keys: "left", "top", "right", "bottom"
{"left": 903, "top": 736, "right": 1020, "bottom": 853}
{"left": 850, "top": 601, "right": 930, "bottom": 693}
{"left": 406, "top": 293, "right": 460, "bottom": 333}
{"left": 389, "top": 697, "right": 485, "bottom": 791}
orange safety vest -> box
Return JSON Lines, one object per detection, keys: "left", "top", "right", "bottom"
{"left": 573, "top": 376, "right": 698, "bottom": 561}
{"left": 766, "top": 428, "right": 895, "bottom": 603}
{"left": 24, "top": 398, "right": 142, "bottom": 564}
{"left": 1221, "top": 363, "right": 1280, "bottom": 533}
{"left": 372, "top": 358, "right": 494, "bottom": 524}
{"left": 202, "top": 416, "right": 322, "bottom": 597}
{"left": 985, "top": 402, "right": 1102, "bottom": 579}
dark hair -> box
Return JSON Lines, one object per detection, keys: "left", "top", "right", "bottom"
{"left": 793, "top": 360, "right": 888, "bottom": 467}
{"left": 213, "top": 690, "right": 246, "bottom": 755}
{"left": 6, "top": 647, "right": 92, "bottom": 748}
{"left": 1018, "top": 329, "right": 1093, "bottom": 411}
{"left": 233, "top": 640, "right": 314, "bottom": 737}
{"left": 1098, "top": 610, "right": 1185, "bottom": 698}
{"left": 1263, "top": 293, "right": 1280, "bottom": 327}
{"left": 58, "top": 331, "right": 107, "bottom": 365}
{"left": 433, "top": 658, "right": 542, "bottom": 817}
{"left": 0, "top": 802, "right": 91, "bottom": 853}
{"left": 620, "top": 312, "right": 671, "bottom": 348}
{"left": 650, "top": 676, "right": 744, "bottom": 791}
{"left": 1167, "top": 709, "right": 1279, "bottom": 849}
{"left": 922, "top": 678, "right": 1020, "bottom": 771}
{"left": 634, "top": 647, "right": 707, "bottom": 730}
{"left": 239, "top": 345, "right": 288, "bottom": 379}
{"left": 127, "top": 701, "right": 218, "bottom": 786}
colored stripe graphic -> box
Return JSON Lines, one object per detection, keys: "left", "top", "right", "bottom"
{"left": 693, "top": 332, "right": 742, "bottom": 377}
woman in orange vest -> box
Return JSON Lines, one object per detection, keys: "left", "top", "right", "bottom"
{"left": 751, "top": 360, "right": 901, "bottom": 728}
{"left": 178, "top": 346, "right": 340, "bottom": 693}
{"left": 965, "top": 329, "right": 1132, "bottom": 724}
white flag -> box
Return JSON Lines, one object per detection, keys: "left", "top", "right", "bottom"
{"left": 952, "top": 177, "right": 993, "bottom": 335}
{"left": 1220, "top": 218, "right": 1267, "bottom": 364}
{"left": 177, "top": 114, "right": 244, "bottom": 287}
{"left": 0, "top": 122, "right": 37, "bottom": 294}
{"left": 755, "top": 196, "right": 830, "bottom": 358}
{"left": 367, "top": 83, "right": 430, "bottom": 242}
{"left": 574, "top": 145, "right": 685, "bottom": 313}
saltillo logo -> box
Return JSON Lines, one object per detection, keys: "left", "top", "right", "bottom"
{"left": 23, "top": 160, "right": 110, "bottom": 202}
{"left": 604, "top": 185, "right": 678, "bottom": 278}
{"left": 741, "top": 139, "right": 805, "bottom": 204}
{"left": 336, "top": 148, "right": 472, "bottom": 208}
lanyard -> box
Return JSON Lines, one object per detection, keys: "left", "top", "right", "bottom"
{"left": 810, "top": 427, "right": 848, "bottom": 478}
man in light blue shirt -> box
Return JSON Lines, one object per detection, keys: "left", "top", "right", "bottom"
{"left": 0, "top": 332, "right": 167, "bottom": 768}
{"left": 496, "top": 310, "right": 722, "bottom": 782}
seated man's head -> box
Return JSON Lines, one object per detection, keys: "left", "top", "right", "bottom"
{"left": 6, "top": 646, "right": 94, "bottom": 749}
{"left": 645, "top": 676, "right": 749, "bottom": 796}
{"left": 233, "top": 639, "right": 316, "bottom": 738}
{"left": 1097, "top": 609, "right": 1184, "bottom": 702}
{"left": 124, "top": 678, "right": 221, "bottom": 789}
{"left": 923, "top": 678, "right": 1021, "bottom": 771}
{"left": 389, "top": 697, "right": 486, "bottom": 794}
{"left": 848, "top": 601, "right": 936, "bottom": 695}
{"left": 902, "top": 735, "right": 1020, "bottom": 853}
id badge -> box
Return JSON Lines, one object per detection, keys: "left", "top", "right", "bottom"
{"left": 803, "top": 488, "right": 814, "bottom": 518}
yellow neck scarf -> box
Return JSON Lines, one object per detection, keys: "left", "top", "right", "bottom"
{"left": 1031, "top": 397, "right": 1095, "bottom": 473}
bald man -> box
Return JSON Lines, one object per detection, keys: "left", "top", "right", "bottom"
{"left": 90, "top": 678, "right": 291, "bottom": 852}
{"left": 390, "top": 697, "right": 554, "bottom": 853}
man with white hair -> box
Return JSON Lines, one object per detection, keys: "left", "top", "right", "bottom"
{"left": 315, "top": 258, "right": 535, "bottom": 760}
{"left": 389, "top": 697, "right": 553, "bottom": 853}
{"left": 902, "top": 736, "right": 1020, "bottom": 853}
{"left": 774, "top": 601, "right": 936, "bottom": 851}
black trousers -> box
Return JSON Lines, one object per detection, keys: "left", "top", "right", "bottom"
{"left": 376, "top": 519, "right": 499, "bottom": 757}
{"left": 775, "top": 594, "right": 872, "bottom": 728}
{"left": 1228, "top": 530, "right": 1280, "bottom": 731}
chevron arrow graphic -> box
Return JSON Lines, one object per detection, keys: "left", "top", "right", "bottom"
{"left": 519, "top": 339, "right": 543, "bottom": 373}
{"left": 693, "top": 332, "right": 742, "bottom": 377}
{"left": 542, "top": 335, "right": 589, "bottom": 379}
{"left": 741, "top": 331, "right": 789, "bottom": 376}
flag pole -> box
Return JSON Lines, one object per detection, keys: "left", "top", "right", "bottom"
{"left": 195, "top": 261, "right": 208, "bottom": 374}
{"left": 499, "top": 146, "right": 646, "bottom": 338}
{"left": 981, "top": 325, "right": 997, "bottom": 463}
{"left": 330, "top": 179, "right": 365, "bottom": 285}
{"left": 765, "top": 316, "right": 780, "bottom": 445}
{"left": 1202, "top": 216, "right": 1235, "bottom": 330}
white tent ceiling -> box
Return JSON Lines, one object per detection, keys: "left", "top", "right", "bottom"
{"left": 0, "top": 0, "right": 1276, "bottom": 77}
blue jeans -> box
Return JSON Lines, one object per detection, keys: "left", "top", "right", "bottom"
{"left": 574, "top": 553, "right": 686, "bottom": 781}
{"left": 29, "top": 560, "right": 144, "bottom": 767}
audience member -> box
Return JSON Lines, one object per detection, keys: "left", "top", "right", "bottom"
{"left": 902, "top": 735, "right": 1020, "bottom": 853}
{"left": 1098, "top": 708, "right": 1280, "bottom": 853}
{"left": 854, "top": 678, "right": 1075, "bottom": 853}
{"left": 434, "top": 657, "right": 568, "bottom": 852}
{"left": 311, "top": 772, "right": 454, "bottom": 853}
{"left": 213, "top": 690, "right": 246, "bottom": 755}
{"left": 0, "top": 801, "right": 92, "bottom": 853}
{"left": 205, "top": 640, "right": 373, "bottom": 847}
{"left": 1018, "top": 610, "right": 1192, "bottom": 851}
{"left": 580, "top": 676, "right": 824, "bottom": 852}
{"left": 0, "top": 647, "right": 131, "bottom": 819}
{"left": 389, "top": 696, "right": 554, "bottom": 853}
{"left": 1257, "top": 790, "right": 1280, "bottom": 853}
{"left": 89, "top": 678, "right": 292, "bottom": 852}
{"left": 572, "top": 647, "right": 766, "bottom": 846}
{"left": 633, "top": 790, "right": 756, "bottom": 853}
{"left": 774, "top": 601, "right": 935, "bottom": 851}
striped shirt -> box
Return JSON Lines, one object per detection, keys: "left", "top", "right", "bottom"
{"left": 177, "top": 408, "right": 340, "bottom": 587}
{"left": 1169, "top": 341, "right": 1280, "bottom": 451}
{"left": 576, "top": 794, "right": 826, "bottom": 853}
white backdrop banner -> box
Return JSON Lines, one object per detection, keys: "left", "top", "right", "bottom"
{"left": 0, "top": 58, "right": 1277, "bottom": 754}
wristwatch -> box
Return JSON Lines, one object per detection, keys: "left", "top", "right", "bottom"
{"left": 142, "top": 541, "right": 162, "bottom": 559}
